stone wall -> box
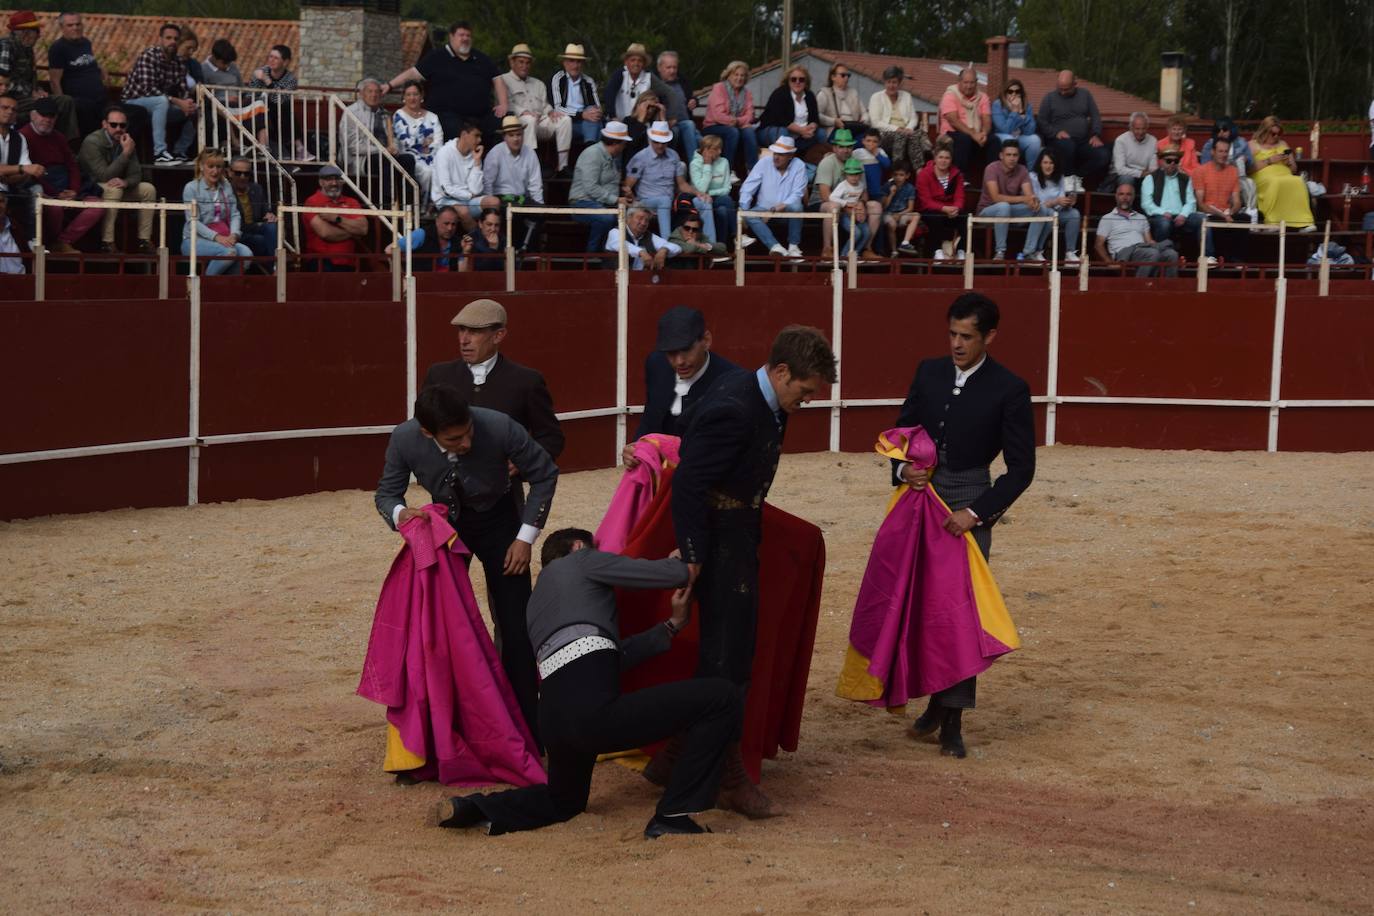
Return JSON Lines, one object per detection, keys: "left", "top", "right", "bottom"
{"left": 299, "top": 6, "right": 402, "bottom": 89}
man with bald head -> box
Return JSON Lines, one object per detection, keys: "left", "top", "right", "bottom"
{"left": 939, "top": 67, "right": 990, "bottom": 175}
{"left": 1037, "top": 70, "right": 1108, "bottom": 188}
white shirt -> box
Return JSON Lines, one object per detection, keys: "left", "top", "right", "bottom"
{"left": 605, "top": 227, "right": 682, "bottom": 267}
{"left": 0, "top": 217, "right": 22, "bottom": 274}
{"left": 829, "top": 179, "right": 865, "bottom": 206}
{"left": 468, "top": 352, "right": 499, "bottom": 386}
{"left": 954, "top": 355, "right": 986, "bottom": 389}
{"left": 792, "top": 92, "right": 809, "bottom": 125}
{"left": 391, "top": 436, "right": 540, "bottom": 544}
{"left": 616, "top": 68, "right": 650, "bottom": 120}
{"left": 670, "top": 354, "right": 711, "bottom": 416}
{"left": 431, "top": 141, "right": 483, "bottom": 206}
{"left": 0, "top": 128, "right": 31, "bottom": 193}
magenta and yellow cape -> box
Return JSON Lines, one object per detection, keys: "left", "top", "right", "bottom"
{"left": 836, "top": 427, "right": 1019, "bottom": 708}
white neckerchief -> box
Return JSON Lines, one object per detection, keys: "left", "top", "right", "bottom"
{"left": 468, "top": 352, "right": 499, "bottom": 385}
{"left": 433, "top": 437, "right": 457, "bottom": 463}
{"left": 954, "top": 355, "right": 986, "bottom": 389}
{"left": 670, "top": 353, "right": 711, "bottom": 416}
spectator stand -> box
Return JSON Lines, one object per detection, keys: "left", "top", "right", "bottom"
{"left": 275, "top": 202, "right": 413, "bottom": 303}
{"left": 330, "top": 94, "right": 423, "bottom": 236}
{"left": 195, "top": 84, "right": 300, "bottom": 253}
{"left": 31, "top": 196, "right": 198, "bottom": 300}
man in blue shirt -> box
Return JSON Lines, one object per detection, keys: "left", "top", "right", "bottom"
{"left": 738, "top": 136, "right": 808, "bottom": 259}
{"left": 625, "top": 120, "right": 697, "bottom": 240}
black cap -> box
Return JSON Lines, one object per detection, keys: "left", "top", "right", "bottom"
{"left": 655, "top": 306, "right": 706, "bottom": 352}
{"left": 32, "top": 97, "right": 59, "bottom": 118}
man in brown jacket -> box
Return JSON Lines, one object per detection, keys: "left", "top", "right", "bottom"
{"left": 76, "top": 104, "right": 155, "bottom": 252}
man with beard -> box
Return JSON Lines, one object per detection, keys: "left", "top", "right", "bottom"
{"left": 300, "top": 164, "right": 368, "bottom": 271}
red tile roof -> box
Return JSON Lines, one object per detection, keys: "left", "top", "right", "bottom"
{"left": 4, "top": 11, "right": 430, "bottom": 88}
{"left": 782, "top": 47, "right": 1173, "bottom": 122}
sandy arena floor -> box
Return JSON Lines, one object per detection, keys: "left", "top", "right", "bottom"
{"left": 2, "top": 446, "right": 1372, "bottom": 913}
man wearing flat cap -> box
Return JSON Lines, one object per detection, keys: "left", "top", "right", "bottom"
{"left": 549, "top": 44, "right": 603, "bottom": 146}
{"left": 424, "top": 298, "right": 564, "bottom": 464}
{"left": 623, "top": 306, "right": 742, "bottom": 468}
{"left": 1, "top": 11, "right": 80, "bottom": 138}
{"left": 499, "top": 44, "right": 572, "bottom": 175}
{"left": 604, "top": 43, "right": 674, "bottom": 122}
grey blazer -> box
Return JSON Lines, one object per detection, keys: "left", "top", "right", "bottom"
{"left": 374, "top": 406, "right": 558, "bottom": 530}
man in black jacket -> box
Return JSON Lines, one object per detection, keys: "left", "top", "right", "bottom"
{"left": 434, "top": 528, "right": 738, "bottom": 839}
{"left": 423, "top": 298, "right": 564, "bottom": 462}
{"left": 892, "top": 292, "right": 1036, "bottom": 758}
{"left": 669, "top": 324, "right": 836, "bottom": 818}
{"left": 624, "top": 306, "right": 742, "bottom": 465}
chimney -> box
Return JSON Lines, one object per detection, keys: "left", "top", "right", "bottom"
{"left": 300, "top": 0, "right": 403, "bottom": 89}
{"left": 984, "top": 36, "right": 1011, "bottom": 98}
{"left": 1159, "top": 51, "right": 1184, "bottom": 113}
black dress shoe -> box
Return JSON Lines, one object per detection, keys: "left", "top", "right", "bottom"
{"left": 433, "top": 795, "right": 489, "bottom": 829}
{"left": 394, "top": 771, "right": 422, "bottom": 785}
{"left": 908, "top": 698, "right": 941, "bottom": 739}
{"left": 644, "top": 814, "right": 710, "bottom": 839}
{"left": 939, "top": 708, "right": 967, "bottom": 758}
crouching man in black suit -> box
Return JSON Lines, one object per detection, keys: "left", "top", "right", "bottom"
{"left": 434, "top": 528, "right": 739, "bottom": 839}
{"left": 892, "top": 292, "right": 1036, "bottom": 757}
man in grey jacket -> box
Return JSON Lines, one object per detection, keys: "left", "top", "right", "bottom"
{"left": 434, "top": 527, "right": 738, "bottom": 839}
{"left": 375, "top": 384, "right": 558, "bottom": 744}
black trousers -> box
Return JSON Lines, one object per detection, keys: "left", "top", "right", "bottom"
{"left": 453, "top": 494, "right": 539, "bottom": 746}
{"left": 470, "top": 649, "right": 739, "bottom": 833}
{"left": 695, "top": 518, "right": 761, "bottom": 739}
{"left": 931, "top": 474, "right": 992, "bottom": 710}
{"left": 949, "top": 131, "right": 988, "bottom": 178}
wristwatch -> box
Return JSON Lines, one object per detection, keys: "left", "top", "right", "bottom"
{"left": 663, "top": 618, "right": 682, "bottom": 637}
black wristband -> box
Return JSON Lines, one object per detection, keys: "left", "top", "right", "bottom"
{"left": 663, "top": 618, "right": 681, "bottom": 637}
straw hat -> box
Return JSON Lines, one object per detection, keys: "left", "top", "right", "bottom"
{"left": 508, "top": 43, "right": 533, "bottom": 60}
{"left": 499, "top": 114, "right": 523, "bottom": 133}
{"left": 647, "top": 120, "right": 673, "bottom": 143}
{"left": 601, "top": 120, "right": 631, "bottom": 142}
{"left": 623, "top": 43, "right": 649, "bottom": 63}
{"left": 559, "top": 43, "right": 587, "bottom": 61}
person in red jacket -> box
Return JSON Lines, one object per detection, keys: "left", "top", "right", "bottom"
{"left": 19, "top": 97, "right": 101, "bottom": 253}
{"left": 907, "top": 141, "right": 965, "bottom": 258}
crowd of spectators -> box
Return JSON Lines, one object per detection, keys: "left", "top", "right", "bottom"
{"left": 0, "top": 10, "right": 1357, "bottom": 276}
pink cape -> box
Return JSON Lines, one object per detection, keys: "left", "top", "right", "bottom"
{"left": 837, "top": 427, "right": 1019, "bottom": 708}
{"left": 594, "top": 434, "right": 680, "bottom": 553}
{"left": 357, "top": 503, "right": 545, "bottom": 786}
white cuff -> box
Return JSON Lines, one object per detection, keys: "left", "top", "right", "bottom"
{"left": 392, "top": 504, "right": 405, "bottom": 527}
{"left": 516, "top": 523, "right": 540, "bottom": 545}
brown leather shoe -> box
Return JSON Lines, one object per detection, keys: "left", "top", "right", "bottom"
{"left": 715, "top": 742, "right": 780, "bottom": 819}
{"left": 50, "top": 240, "right": 79, "bottom": 255}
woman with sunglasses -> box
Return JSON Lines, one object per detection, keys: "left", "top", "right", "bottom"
{"left": 758, "top": 66, "right": 823, "bottom": 154}
{"left": 817, "top": 62, "right": 868, "bottom": 138}
{"left": 991, "top": 79, "right": 1040, "bottom": 168}
{"left": 181, "top": 148, "right": 253, "bottom": 275}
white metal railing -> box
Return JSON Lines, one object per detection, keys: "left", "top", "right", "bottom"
{"left": 32, "top": 197, "right": 198, "bottom": 300}
{"left": 733, "top": 210, "right": 843, "bottom": 284}
{"left": 198, "top": 85, "right": 332, "bottom": 165}
{"left": 276, "top": 202, "right": 412, "bottom": 302}
{"left": 1197, "top": 219, "right": 1287, "bottom": 291}
{"left": 330, "top": 95, "right": 422, "bottom": 233}
{"left": 503, "top": 204, "right": 625, "bottom": 291}
{"left": 963, "top": 213, "right": 1061, "bottom": 288}
{"left": 196, "top": 84, "right": 299, "bottom": 253}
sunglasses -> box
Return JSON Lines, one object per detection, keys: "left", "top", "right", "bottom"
{"left": 835, "top": 72, "right": 850, "bottom": 78}
{"left": 230, "top": 169, "right": 252, "bottom": 176}
{"left": 106, "top": 121, "right": 128, "bottom": 129}
{"left": 790, "top": 77, "right": 806, "bottom": 83}
{"left": 682, "top": 224, "right": 701, "bottom": 231}
{"left": 1006, "top": 89, "right": 1022, "bottom": 95}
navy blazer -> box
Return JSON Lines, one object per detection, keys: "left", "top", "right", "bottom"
{"left": 634, "top": 351, "right": 742, "bottom": 440}
{"left": 672, "top": 370, "right": 783, "bottom": 564}
{"left": 893, "top": 355, "right": 1035, "bottom": 523}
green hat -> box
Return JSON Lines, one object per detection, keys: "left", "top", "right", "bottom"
{"left": 831, "top": 128, "right": 855, "bottom": 147}
{"left": 842, "top": 157, "right": 864, "bottom": 175}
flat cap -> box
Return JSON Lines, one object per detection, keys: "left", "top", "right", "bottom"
{"left": 32, "top": 97, "right": 58, "bottom": 118}
{"left": 656, "top": 305, "right": 705, "bottom": 351}
{"left": 318, "top": 164, "right": 343, "bottom": 177}
{"left": 452, "top": 298, "right": 508, "bottom": 328}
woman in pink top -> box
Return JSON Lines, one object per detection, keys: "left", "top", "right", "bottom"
{"left": 702, "top": 60, "right": 758, "bottom": 176}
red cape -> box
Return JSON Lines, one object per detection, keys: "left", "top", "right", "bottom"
{"left": 615, "top": 467, "right": 825, "bottom": 782}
